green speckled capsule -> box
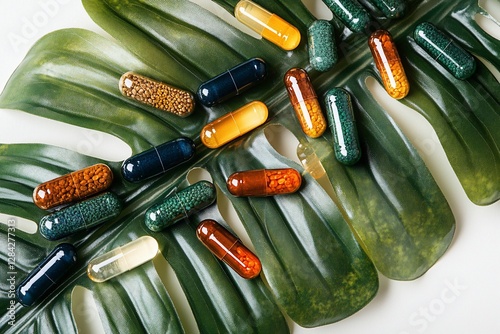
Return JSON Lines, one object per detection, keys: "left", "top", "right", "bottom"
{"left": 414, "top": 22, "right": 476, "bottom": 80}
{"left": 325, "top": 88, "right": 361, "bottom": 165}
{"left": 321, "top": 0, "right": 371, "bottom": 33}
{"left": 308, "top": 20, "right": 338, "bottom": 72}
{"left": 369, "top": 0, "right": 406, "bottom": 18}
{"left": 39, "top": 192, "right": 122, "bottom": 241}
{"left": 145, "top": 181, "right": 216, "bottom": 232}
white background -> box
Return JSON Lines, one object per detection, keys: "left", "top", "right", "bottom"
{"left": 0, "top": 1, "right": 499, "bottom": 334}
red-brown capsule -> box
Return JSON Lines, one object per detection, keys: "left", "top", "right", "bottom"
{"left": 196, "top": 219, "right": 261, "bottom": 279}
{"left": 226, "top": 168, "right": 302, "bottom": 197}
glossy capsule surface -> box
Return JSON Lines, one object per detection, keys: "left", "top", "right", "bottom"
{"left": 39, "top": 192, "right": 122, "bottom": 241}
{"left": 145, "top": 181, "right": 216, "bottom": 232}
{"left": 227, "top": 168, "right": 302, "bottom": 197}
{"left": 16, "top": 243, "right": 77, "bottom": 306}
{"left": 308, "top": 20, "right": 337, "bottom": 72}
{"left": 201, "top": 101, "right": 268, "bottom": 148}
{"left": 87, "top": 236, "right": 158, "bottom": 283}
{"left": 197, "top": 58, "right": 267, "bottom": 107}
{"left": 197, "top": 219, "right": 261, "bottom": 279}
{"left": 321, "top": 0, "right": 371, "bottom": 33}
{"left": 234, "top": 0, "right": 301, "bottom": 51}
{"left": 368, "top": 29, "right": 410, "bottom": 99}
{"left": 325, "top": 88, "right": 361, "bottom": 165}
{"left": 284, "top": 68, "right": 327, "bottom": 138}
{"left": 33, "top": 163, "right": 113, "bottom": 210}
{"left": 414, "top": 22, "right": 476, "bottom": 80}
{"left": 369, "top": 0, "right": 406, "bottom": 18}
{"left": 121, "top": 137, "right": 196, "bottom": 183}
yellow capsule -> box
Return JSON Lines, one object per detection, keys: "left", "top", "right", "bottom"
{"left": 201, "top": 101, "right": 268, "bottom": 149}
{"left": 234, "top": 0, "right": 301, "bottom": 51}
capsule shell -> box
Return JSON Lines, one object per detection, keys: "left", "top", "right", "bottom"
{"left": 414, "top": 22, "right": 476, "bottom": 80}
{"left": 87, "top": 236, "right": 158, "bottom": 283}
{"left": 201, "top": 101, "right": 268, "bottom": 149}
{"left": 325, "top": 88, "right": 361, "bottom": 165}
{"left": 33, "top": 163, "right": 113, "bottom": 210}
{"left": 197, "top": 58, "right": 267, "bottom": 107}
{"left": 16, "top": 243, "right": 77, "bottom": 306}
{"left": 368, "top": 29, "right": 410, "bottom": 99}
{"left": 119, "top": 72, "right": 195, "bottom": 117}
{"left": 227, "top": 168, "right": 302, "bottom": 197}
{"left": 234, "top": 0, "right": 301, "bottom": 51}
{"left": 121, "top": 137, "right": 196, "bottom": 183}
{"left": 369, "top": 0, "right": 406, "bottom": 18}
{"left": 197, "top": 219, "right": 261, "bottom": 279}
{"left": 321, "top": 0, "right": 371, "bottom": 33}
{"left": 145, "top": 180, "right": 217, "bottom": 232}
{"left": 308, "top": 20, "right": 338, "bottom": 72}
{"left": 284, "top": 68, "right": 327, "bottom": 138}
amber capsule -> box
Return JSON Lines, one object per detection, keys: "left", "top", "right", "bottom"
{"left": 227, "top": 168, "right": 302, "bottom": 197}
{"left": 196, "top": 219, "right": 262, "bottom": 279}
{"left": 284, "top": 68, "right": 327, "bottom": 138}
{"left": 368, "top": 29, "right": 410, "bottom": 99}
{"left": 33, "top": 164, "right": 113, "bottom": 210}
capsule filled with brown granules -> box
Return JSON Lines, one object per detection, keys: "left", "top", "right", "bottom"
{"left": 226, "top": 168, "right": 302, "bottom": 197}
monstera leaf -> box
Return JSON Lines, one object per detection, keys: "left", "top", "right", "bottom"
{"left": 0, "top": 0, "right": 498, "bottom": 332}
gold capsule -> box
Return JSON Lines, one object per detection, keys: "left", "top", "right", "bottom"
{"left": 227, "top": 168, "right": 302, "bottom": 197}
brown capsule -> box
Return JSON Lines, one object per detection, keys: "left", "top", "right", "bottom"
{"left": 226, "top": 168, "right": 302, "bottom": 197}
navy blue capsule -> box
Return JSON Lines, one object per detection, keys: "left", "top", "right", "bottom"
{"left": 196, "top": 58, "right": 267, "bottom": 107}
{"left": 16, "top": 243, "right": 77, "bottom": 307}
{"left": 122, "top": 137, "right": 196, "bottom": 183}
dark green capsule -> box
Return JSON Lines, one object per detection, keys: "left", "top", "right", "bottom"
{"left": 308, "top": 20, "right": 338, "bottom": 72}
{"left": 321, "top": 0, "right": 371, "bottom": 33}
{"left": 325, "top": 88, "right": 361, "bottom": 165}
{"left": 39, "top": 192, "right": 122, "bottom": 241}
{"left": 414, "top": 22, "right": 476, "bottom": 80}
{"left": 145, "top": 180, "right": 216, "bottom": 232}
{"left": 369, "top": 0, "right": 406, "bottom": 18}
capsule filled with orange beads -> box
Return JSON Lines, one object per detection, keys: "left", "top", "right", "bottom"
{"left": 196, "top": 219, "right": 262, "bottom": 279}
{"left": 368, "top": 29, "right": 409, "bottom": 99}
{"left": 284, "top": 68, "right": 327, "bottom": 138}
{"left": 227, "top": 168, "right": 302, "bottom": 197}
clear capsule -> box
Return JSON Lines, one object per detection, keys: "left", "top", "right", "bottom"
{"left": 87, "top": 236, "right": 158, "bottom": 283}
{"left": 308, "top": 20, "right": 338, "bottom": 72}
{"left": 121, "top": 137, "right": 196, "bottom": 183}
{"left": 227, "top": 168, "right": 302, "bottom": 197}
{"left": 297, "top": 143, "right": 326, "bottom": 180}
{"left": 234, "top": 0, "right": 301, "bottom": 51}
{"left": 201, "top": 101, "right": 268, "bottom": 148}
{"left": 196, "top": 219, "right": 262, "bottom": 279}
{"left": 321, "top": 0, "right": 371, "bottom": 33}
{"left": 16, "top": 243, "right": 77, "bottom": 306}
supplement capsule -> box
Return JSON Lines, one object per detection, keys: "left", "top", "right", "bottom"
{"left": 234, "top": 0, "right": 301, "bottom": 51}
{"left": 196, "top": 219, "right": 261, "bottom": 279}
{"left": 33, "top": 163, "right": 113, "bottom": 210}
{"left": 119, "top": 72, "right": 195, "bottom": 117}
{"left": 16, "top": 243, "right": 77, "bottom": 306}
{"left": 368, "top": 29, "right": 410, "bottom": 99}
{"left": 321, "top": 0, "right": 371, "bottom": 33}
{"left": 87, "top": 236, "right": 158, "bottom": 283}
{"left": 297, "top": 143, "right": 327, "bottom": 180}
{"left": 145, "top": 180, "right": 217, "bottom": 232}
{"left": 200, "top": 101, "right": 268, "bottom": 148}
{"left": 284, "top": 68, "right": 327, "bottom": 138}
{"left": 414, "top": 22, "right": 476, "bottom": 80}
{"left": 324, "top": 88, "right": 361, "bottom": 165}
{"left": 308, "top": 20, "right": 337, "bottom": 72}
{"left": 227, "top": 168, "right": 302, "bottom": 197}
{"left": 197, "top": 58, "right": 267, "bottom": 107}
{"left": 369, "top": 0, "right": 406, "bottom": 18}
{"left": 121, "top": 137, "right": 196, "bottom": 183}
{"left": 39, "top": 192, "right": 122, "bottom": 241}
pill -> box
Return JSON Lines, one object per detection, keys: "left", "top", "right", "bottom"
{"left": 284, "top": 68, "right": 327, "bottom": 138}
{"left": 121, "top": 137, "right": 196, "bottom": 183}
{"left": 16, "top": 243, "right": 77, "bottom": 306}
{"left": 197, "top": 58, "right": 267, "bottom": 107}
{"left": 227, "top": 168, "right": 302, "bottom": 197}
{"left": 413, "top": 22, "right": 476, "bottom": 80}
{"left": 33, "top": 163, "right": 113, "bottom": 210}
{"left": 39, "top": 192, "right": 122, "bottom": 241}
{"left": 87, "top": 236, "right": 158, "bottom": 283}
{"left": 368, "top": 29, "right": 410, "bottom": 99}
{"left": 369, "top": 0, "right": 406, "bottom": 18}
{"left": 234, "top": 0, "right": 301, "bottom": 51}
{"left": 200, "top": 101, "right": 268, "bottom": 148}
{"left": 324, "top": 88, "right": 361, "bottom": 165}
{"left": 145, "top": 180, "right": 217, "bottom": 232}
{"left": 321, "top": 0, "right": 371, "bottom": 33}
{"left": 307, "top": 20, "right": 338, "bottom": 72}
{"left": 297, "top": 143, "right": 327, "bottom": 180}
{"left": 196, "top": 219, "right": 262, "bottom": 279}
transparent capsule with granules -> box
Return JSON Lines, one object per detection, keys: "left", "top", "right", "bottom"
{"left": 227, "top": 168, "right": 302, "bottom": 197}
{"left": 308, "top": 20, "right": 338, "bottom": 72}
{"left": 369, "top": 0, "right": 406, "bottom": 18}
{"left": 196, "top": 219, "right": 262, "bottom": 279}
{"left": 321, "top": 0, "right": 371, "bottom": 33}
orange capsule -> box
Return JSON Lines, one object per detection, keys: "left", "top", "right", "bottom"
{"left": 227, "top": 168, "right": 302, "bottom": 197}
{"left": 368, "top": 29, "right": 409, "bottom": 99}
{"left": 196, "top": 219, "right": 262, "bottom": 279}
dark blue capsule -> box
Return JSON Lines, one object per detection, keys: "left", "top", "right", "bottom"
{"left": 122, "top": 137, "right": 196, "bottom": 183}
{"left": 16, "top": 243, "right": 77, "bottom": 307}
{"left": 196, "top": 58, "right": 267, "bottom": 107}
